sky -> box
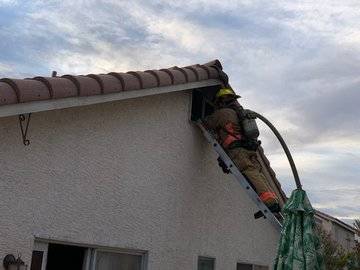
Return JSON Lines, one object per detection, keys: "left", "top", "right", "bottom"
{"left": 0, "top": 0, "right": 359, "bottom": 226}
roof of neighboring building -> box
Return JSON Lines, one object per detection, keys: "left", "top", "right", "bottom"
{"left": 315, "top": 210, "right": 356, "bottom": 233}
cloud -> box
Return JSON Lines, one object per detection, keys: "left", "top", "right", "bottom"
{"left": 0, "top": 0, "right": 17, "bottom": 6}
{"left": 0, "top": 63, "right": 12, "bottom": 73}
{"left": 0, "top": 0, "right": 223, "bottom": 75}
{"left": 266, "top": 142, "right": 360, "bottom": 224}
{"left": 311, "top": 187, "right": 360, "bottom": 224}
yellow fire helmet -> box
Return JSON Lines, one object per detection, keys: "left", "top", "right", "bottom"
{"left": 215, "top": 88, "right": 241, "bottom": 99}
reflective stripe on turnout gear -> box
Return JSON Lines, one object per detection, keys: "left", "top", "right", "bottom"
{"left": 222, "top": 122, "right": 242, "bottom": 148}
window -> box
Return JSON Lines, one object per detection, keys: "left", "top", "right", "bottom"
{"left": 237, "top": 263, "right": 252, "bottom": 270}
{"left": 198, "top": 256, "right": 215, "bottom": 270}
{"left": 30, "top": 241, "right": 146, "bottom": 270}
{"left": 237, "top": 263, "right": 268, "bottom": 270}
{"left": 46, "top": 244, "right": 86, "bottom": 270}
{"left": 95, "top": 251, "right": 142, "bottom": 270}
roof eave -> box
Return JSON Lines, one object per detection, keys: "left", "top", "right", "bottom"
{"left": 315, "top": 210, "right": 356, "bottom": 233}
{"left": 0, "top": 79, "right": 221, "bottom": 118}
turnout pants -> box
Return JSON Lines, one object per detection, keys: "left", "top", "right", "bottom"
{"left": 227, "top": 147, "right": 278, "bottom": 206}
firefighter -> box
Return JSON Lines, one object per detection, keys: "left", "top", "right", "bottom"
{"left": 205, "top": 87, "right": 280, "bottom": 213}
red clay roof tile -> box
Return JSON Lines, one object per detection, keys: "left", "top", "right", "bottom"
{"left": 185, "top": 65, "right": 209, "bottom": 81}
{"left": 62, "top": 75, "right": 102, "bottom": 96}
{"left": 0, "top": 81, "right": 18, "bottom": 105}
{"left": 201, "top": 65, "right": 219, "bottom": 79}
{"left": 108, "top": 72, "right": 142, "bottom": 91}
{"left": 165, "top": 67, "right": 187, "bottom": 84}
{"left": 182, "top": 67, "right": 198, "bottom": 82}
{"left": 145, "top": 70, "right": 172, "bottom": 87}
{"left": 87, "top": 74, "right": 124, "bottom": 94}
{"left": 33, "top": 76, "right": 78, "bottom": 99}
{"left": 0, "top": 78, "right": 50, "bottom": 103}
{"left": 127, "top": 71, "right": 158, "bottom": 89}
{"left": 203, "top": 59, "right": 223, "bottom": 70}
{"left": 0, "top": 59, "right": 225, "bottom": 106}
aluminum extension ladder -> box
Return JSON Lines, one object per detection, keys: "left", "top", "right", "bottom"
{"left": 197, "top": 120, "right": 282, "bottom": 231}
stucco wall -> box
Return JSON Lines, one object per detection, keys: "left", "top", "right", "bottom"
{"left": 0, "top": 91, "right": 279, "bottom": 269}
{"left": 316, "top": 215, "right": 355, "bottom": 251}
{"left": 333, "top": 223, "right": 355, "bottom": 251}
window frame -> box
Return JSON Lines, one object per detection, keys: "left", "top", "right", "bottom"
{"left": 198, "top": 256, "right": 216, "bottom": 270}
{"left": 32, "top": 241, "right": 49, "bottom": 270}
{"left": 91, "top": 248, "right": 147, "bottom": 270}
{"left": 237, "top": 261, "right": 269, "bottom": 270}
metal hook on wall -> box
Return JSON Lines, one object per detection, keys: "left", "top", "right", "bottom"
{"left": 18, "top": 113, "right": 32, "bottom": 146}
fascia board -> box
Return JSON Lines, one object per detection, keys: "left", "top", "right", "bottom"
{"left": 0, "top": 79, "right": 221, "bottom": 118}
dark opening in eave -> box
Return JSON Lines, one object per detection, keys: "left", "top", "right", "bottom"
{"left": 191, "top": 85, "right": 219, "bottom": 122}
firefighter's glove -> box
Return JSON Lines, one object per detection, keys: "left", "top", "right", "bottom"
{"left": 217, "top": 156, "right": 231, "bottom": 174}
{"left": 268, "top": 203, "right": 281, "bottom": 214}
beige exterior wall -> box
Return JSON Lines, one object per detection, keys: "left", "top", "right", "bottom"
{"left": 0, "top": 91, "right": 279, "bottom": 269}
{"left": 332, "top": 223, "right": 355, "bottom": 251}
{"left": 315, "top": 214, "right": 355, "bottom": 251}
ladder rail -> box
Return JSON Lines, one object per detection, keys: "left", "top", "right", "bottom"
{"left": 197, "top": 121, "right": 282, "bottom": 231}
